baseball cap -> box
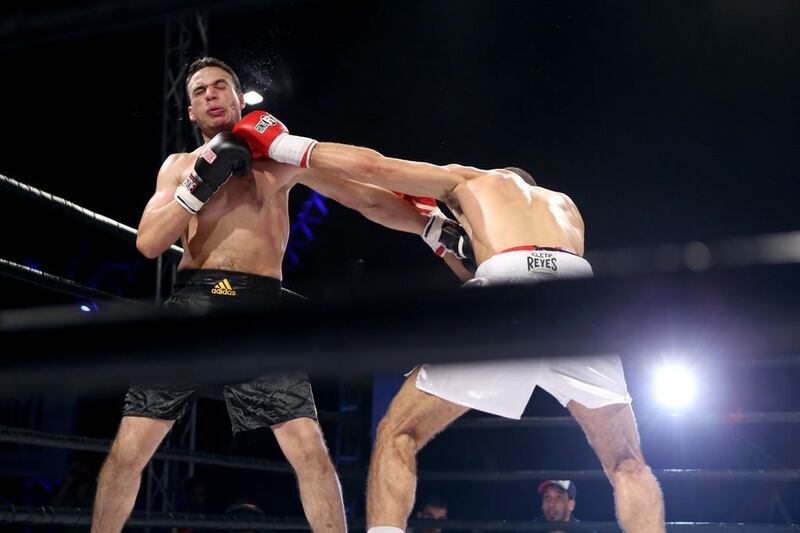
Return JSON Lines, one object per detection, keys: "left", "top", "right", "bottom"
{"left": 537, "top": 480, "right": 576, "bottom": 500}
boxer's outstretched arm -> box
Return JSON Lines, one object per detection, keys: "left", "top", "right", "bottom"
{"left": 442, "top": 253, "right": 475, "bottom": 283}
{"left": 296, "top": 170, "right": 474, "bottom": 282}
{"left": 136, "top": 153, "right": 194, "bottom": 258}
{"left": 309, "top": 143, "right": 464, "bottom": 200}
{"left": 233, "top": 111, "right": 478, "bottom": 198}
{"left": 297, "top": 170, "right": 428, "bottom": 233}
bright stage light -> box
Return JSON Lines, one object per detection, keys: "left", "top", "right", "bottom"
{"left": 653, "top": 362, "right": 697, "bottom": 410}
{"left": 243, "top": 91, "right": 264, "bottom": 105}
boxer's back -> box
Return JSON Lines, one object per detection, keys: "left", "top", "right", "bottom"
{"left": 448, "top": 169, "right": 585, "bottom": 263}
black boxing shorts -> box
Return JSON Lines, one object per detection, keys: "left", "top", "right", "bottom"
{"left": 122, "top": 269, "right": 317, "bottom": 433}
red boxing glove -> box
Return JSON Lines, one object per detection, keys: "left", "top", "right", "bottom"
{"left": 393, "top": 192, "right": 439, "bottom": 215}
{"left": 232, "top": 111, "right": 317, "bottom": 167}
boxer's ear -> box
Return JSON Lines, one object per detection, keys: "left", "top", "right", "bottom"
{"left": 505, "top": 167, "right": 536, "bottom": 186}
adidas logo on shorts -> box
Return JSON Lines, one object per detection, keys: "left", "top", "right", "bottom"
{"left": 211, "top": 278, "right": 237, "bottom": 296}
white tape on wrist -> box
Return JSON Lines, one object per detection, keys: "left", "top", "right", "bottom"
{"left": 174, "top": 185, "right": 204, "bottom": 214}
{"left": 268, "top": 133, "right": 318, "bottom": 167}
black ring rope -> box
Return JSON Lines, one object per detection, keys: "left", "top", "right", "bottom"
{"left": 0, "top": 173, "right": 183, "bottom": 257}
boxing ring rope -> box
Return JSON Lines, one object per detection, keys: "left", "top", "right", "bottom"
{"left": 0, "top": 253, "right": 307, "bottom": 305}
{"left": 0, "top": 173, "right": 183, "bottom": 257}
{"left": 0, "top": 257, "right": 138, "bottom": 303}
{"left": 0, "top": 425, "right": 294, "bottom": 473}
{"left": 0, "top": 505, "right": 797, "bottom": 532}
{"left": 416, "top": 469, "right": 800, "bottom": 483}
{"left": 2, "top": 424, "right": 798, "bottom": 483}
{"left": 0, "top": 505, "right": 312, "bottom": 531}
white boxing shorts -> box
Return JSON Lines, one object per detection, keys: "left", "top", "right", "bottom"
{"left": 415, "top": 246, "right": 632, "bottom": 419}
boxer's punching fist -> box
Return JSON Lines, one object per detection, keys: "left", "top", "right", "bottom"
{"left": 422, "top": 210, "right": 471, "bottom": 259}
{"left": 174, "top": 132, "right": 252, "bottom": 214}
{"left": 436, "top": 217, "right": 477, "bottom": 272}
{"left": 233, "top": 111, "right": 317, "bottom": 167}
{"left": 398, "top": 193, "right": 477, "bottom": 270}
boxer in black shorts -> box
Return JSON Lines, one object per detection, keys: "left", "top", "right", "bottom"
{"left": 122, "top": 269, "right": 317, "bottom": 431}
{"left": 92, "top": 57, "right": 470, "bottom": 533}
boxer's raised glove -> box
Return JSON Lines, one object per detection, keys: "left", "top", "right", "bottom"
{"left": 174, "top": 132, "right": 252, "bottom": 214}
{"left": 233, "top": 111, "right": 317, "bottom": 167}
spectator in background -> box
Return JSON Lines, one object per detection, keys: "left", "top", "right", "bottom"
{"left": 174, "top": 477, "right": 213, "bottom": 533}
{"left": 225, "top": 499, "right": 267, "bottom": 533}
{"left": 534, "top": 480, "right": 594, "bottom": 533}
{"left": 412, "top": 496, "right": 448, "bottom": 533}
{"left": 182, "top": 477, "right": 211, "bottom": 514}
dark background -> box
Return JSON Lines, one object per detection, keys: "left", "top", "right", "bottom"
{"left": 1, "top": 0, "right": 799, "bottom": 529}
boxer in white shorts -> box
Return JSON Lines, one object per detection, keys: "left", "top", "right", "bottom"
{"left": 232, "top": 112, "right": 666, "bottom": 533}
{"left": 417, "top": 246, "right": 631, "bottom": 419}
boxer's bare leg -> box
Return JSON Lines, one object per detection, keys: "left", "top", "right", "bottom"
{"left": 568, "top": 401, "right": 665, "bottom": 533}
{"left": 367, "top": 370, "right": 469, "bottom": 530}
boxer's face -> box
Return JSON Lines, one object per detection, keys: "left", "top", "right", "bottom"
{"left": 541, "top": 487, "right": 575, "bottom": 522}
{"left": 187, "top": 66, "right": 245, "bottom": 136}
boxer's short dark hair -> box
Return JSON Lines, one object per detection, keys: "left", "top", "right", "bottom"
{"left": 185, "top": 57, "right": 243, "bottom": 96}
{"left": 505, "top": 167, "right": 536, "bottom": 186}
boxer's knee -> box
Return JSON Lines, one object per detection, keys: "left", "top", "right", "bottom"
{"left": 376, "top": 416, "right": 422, "bottom": 454}
{"left": 609, "top": 456, "right": 651, "bottom": 487}
{"left": 104, "top": 438, "right": 150, "bottom": 475}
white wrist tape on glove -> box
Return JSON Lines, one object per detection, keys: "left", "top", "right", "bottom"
{"left": 269, "top": 133, "right": 318, "bottom": 167}
{"left": 174, "top": 181, "right": 205, "bottom": 214}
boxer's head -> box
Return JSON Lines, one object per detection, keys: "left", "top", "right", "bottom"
{"left": 505, "top": 166, "right": 537, "bottom": 186}
{"left": 186, "top": 57, "right": 245, "bottom": 137}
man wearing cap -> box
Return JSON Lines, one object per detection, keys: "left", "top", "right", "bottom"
{"left": 535, "top": 480, "right": 592, "bottom": 533}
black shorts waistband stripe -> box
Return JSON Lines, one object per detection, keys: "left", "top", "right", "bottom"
{"left": 174, "top": 269, "right": 282, "bottom": 293}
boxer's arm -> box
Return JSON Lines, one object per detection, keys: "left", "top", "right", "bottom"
{"left": 233, "top": 111, "right": 478, "bottom": 198}
{"left": 442, "top": 252, "right": 475, "bottom": 283}
{"left": 136, "top": 154, "right": 194, "bottom": 258}
{"left": 297, "top": 170, "right": 429, "bottom": 233}
{"left": 308, "top": 143, "right": 465, "bottom": 200}
{"left": 296, "top": 170, "right": 473, "bottom": 281}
